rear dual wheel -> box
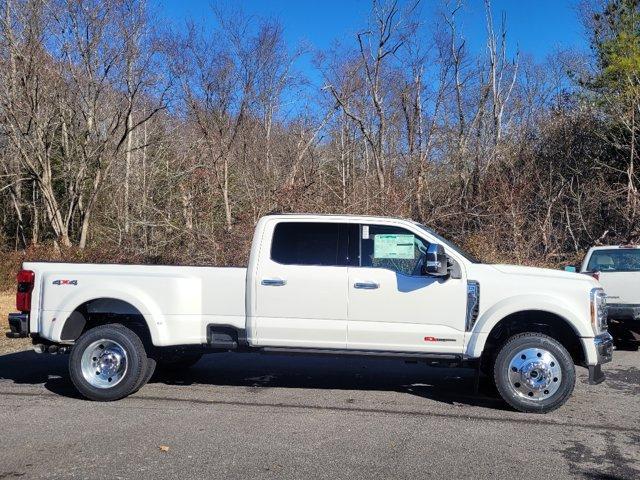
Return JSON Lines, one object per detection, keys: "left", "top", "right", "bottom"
{"left": 494, "top": 332, "right": 576, "bottom": 413}
{"left": 69, "top": 324, "right": 153, "bottom": 401}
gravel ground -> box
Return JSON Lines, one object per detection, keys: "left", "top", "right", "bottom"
{"left": 0, "top": 344, "right": 638, "bottom": 479}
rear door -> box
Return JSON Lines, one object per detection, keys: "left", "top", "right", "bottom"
{"left": 252, "top": 221, "right": 355, "bottom": 348}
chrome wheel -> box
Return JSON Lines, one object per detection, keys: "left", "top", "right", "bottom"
{"left": 80, "top": 339, "right": 128, "bottom": 389}
{"left": 507, "top": 347, "right": 562, "bottom": 401}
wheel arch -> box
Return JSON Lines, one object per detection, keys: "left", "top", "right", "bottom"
{"left": 470, "top": 309, "right": 587, "bottom": 368}
{"left": 50, "top": 288, "right": 165, "bottom": 346}
{"left": 466, "top": 295, "right": 591, "bottom": 365}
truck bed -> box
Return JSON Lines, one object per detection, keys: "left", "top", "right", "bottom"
{"left": 25, "top": 262, "right": 247, "bottom": 346}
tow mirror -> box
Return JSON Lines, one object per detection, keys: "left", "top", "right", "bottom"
{"left": 563, "top": 265, "right": 577, "bottom": 273}
{"left": 422, "top": 243, "right": 449, "bottom": 277}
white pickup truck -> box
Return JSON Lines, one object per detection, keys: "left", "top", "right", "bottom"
{"left": 6, "top": 214, "right": 612, "bottom": 413}
{"left": 578, "top": 245, "right": 640, "bottom": 345}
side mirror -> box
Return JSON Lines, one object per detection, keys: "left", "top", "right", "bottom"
{"left": 422, "top": 243, "right": 449, "bottom": 277}
{"left": 563, "top": 265, "right": 577, "bottom": 273}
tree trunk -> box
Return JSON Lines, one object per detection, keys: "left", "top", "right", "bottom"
{"left": 221, "top": 157, "right": 232, "bottom": 231}
{"left": 124, "top": 109, "right": 133, "bottom": 235}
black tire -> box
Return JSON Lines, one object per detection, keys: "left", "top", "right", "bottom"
{"left": 493, "top": 332, "right": 576, "bottom": 414}
{"left": 156, "top": 351, "right": 203, "bottom": 371}
{"left": 69, "top": 324, "right": 149, "bottom": 401}
{"left": 133, "top": 354, "right": 156, "bottom": 392}
{"left": 128, "top": 326, "right": 156, "bottom": 393}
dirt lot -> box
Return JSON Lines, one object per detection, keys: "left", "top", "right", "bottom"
{"left": 0, "top": 338, "right": 638, "bottom": 479}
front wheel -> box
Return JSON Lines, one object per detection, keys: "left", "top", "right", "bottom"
{"left": 494, "top": 332, "right": 576, "bottom": 413}
{"left": 69, "top": 324, "right": 149, "bottom": 401}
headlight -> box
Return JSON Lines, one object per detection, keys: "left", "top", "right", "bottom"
{"left": 590, "top": 288, "right": 608, "bottom": 334}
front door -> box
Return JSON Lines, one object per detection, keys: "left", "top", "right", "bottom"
{"left": 253, "top": 221, "right": 351, "bottom": 348}
{"left": 347, "top": 223, "right": 467, "bottom": 353}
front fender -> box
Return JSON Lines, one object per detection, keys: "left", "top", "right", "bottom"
{"left": 465, "top": 294, "right": 591, "bottom": 358}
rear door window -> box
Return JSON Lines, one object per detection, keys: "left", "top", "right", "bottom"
{"left": 271, "top": 222, "right": 356, "bottom": 266}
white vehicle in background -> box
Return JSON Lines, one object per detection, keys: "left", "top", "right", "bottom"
{"left": 6, "top": 214, "right": 613, "bottom": 413}
{"left": 578, "top": 245, "right": 640, "bottom": 346}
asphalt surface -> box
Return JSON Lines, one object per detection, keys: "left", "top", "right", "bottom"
{"left": 0, "top": 347, "right": 638, "bottom": 480}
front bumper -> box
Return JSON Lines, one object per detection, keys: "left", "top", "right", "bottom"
{"left": 6, "top": 312, "right": 29, "bottom": 338}
{"left": 587, "top": 332, "right": 614, "bottom": 385}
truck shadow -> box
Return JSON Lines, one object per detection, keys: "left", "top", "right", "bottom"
{"left": 0, "top": 350, "right": 506, "bottom": 410}
{"left": 609, "top": 321, "right": 640, "bottom": 352}
{"left": 0, "top": 350, "right": 73, "bottom": 395}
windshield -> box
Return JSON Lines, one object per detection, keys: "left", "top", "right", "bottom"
{"left": 586, "top": 248, "right": 640, "bottom": 272}
{"left": 415, "top": 223, "right": 480, "bottom": 263}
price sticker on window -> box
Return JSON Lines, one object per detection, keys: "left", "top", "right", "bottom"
{"left": 373, "top": 234, "right": 415, "bottom": 259}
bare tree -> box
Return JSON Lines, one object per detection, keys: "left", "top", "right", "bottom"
{"left": 327, "top": 0, "right": 417, "bottom": 192}
{"left": 0, "top": 0, "right": 636, "bottom": 271}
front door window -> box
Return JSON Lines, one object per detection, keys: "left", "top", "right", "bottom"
{"left": 360, "top": 225, "right": 429, "bottom": 276}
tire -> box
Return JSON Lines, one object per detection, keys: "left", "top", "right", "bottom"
{"left": 156, "top": 351, "right": 203, "bottom": 371}
{"left": 130, "top": 329, "right": 157, "bottom": 393}
{"left": 69, "top": 324, "right": 149, "bottom": 401}
{"left": 493, "top": 332, "right": 576, "bottom": 414}
{"left": 133, "top": 354, "right": 156, "bottom": 392}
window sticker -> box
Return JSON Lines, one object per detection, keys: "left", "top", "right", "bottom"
{"left": 373, "top": 234, "right": 415, "bottom": 259}
{"left": 362, "top": 225, "right": 369, "bottom": 240}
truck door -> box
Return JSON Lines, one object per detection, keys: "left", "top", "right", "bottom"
{"left": 252, "top": 221, "right": 353, "bottom": 348}
{"left": 347, "top": 223, "right": 467, "bottom": 353}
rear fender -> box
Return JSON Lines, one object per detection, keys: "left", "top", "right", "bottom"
{"left": 45, "top": 286, "right": 166, "bottom": 346}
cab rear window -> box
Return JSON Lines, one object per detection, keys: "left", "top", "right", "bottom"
{"left": 586, "top": 249, "right": 640, "bottom": 272}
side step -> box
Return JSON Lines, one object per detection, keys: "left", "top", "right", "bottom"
{"left": 206, "top": 325, "right": 246, "bottom": 350}
{"left": 205, "top": 326, "right": 468, "bottom": 366}
{"left": 260, "top": 347, "right": 464, "bottom": 363}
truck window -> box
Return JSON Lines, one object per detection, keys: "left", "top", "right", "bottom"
{"left": 271, "top": 222, "right": 347, "bottom": 266}
{"left": 360, "top": 225, "right": 429, "bottom": 276}
{"left": 586, "top": 249, "right": 640, "bottom": 272}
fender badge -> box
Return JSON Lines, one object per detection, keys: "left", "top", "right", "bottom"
{"left": 424, "top": 336, "right": 456, "bottom": 343}
{"left": 52, "top": 280, "right": 78, "bottom": 286}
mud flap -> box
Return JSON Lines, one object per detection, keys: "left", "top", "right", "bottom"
{"left": 588, "top": 364, "right": 605, "bottom": 385}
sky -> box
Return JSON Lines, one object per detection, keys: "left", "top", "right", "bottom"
{"left": 159, "top": 0, "right": 588, "bottom": 112}
{"left": 160, "top": 1, "right": 587, "bottom": 57}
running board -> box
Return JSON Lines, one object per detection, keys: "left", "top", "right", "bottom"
{"left": 260, "top": 347, "right": 464, "bottom": 362}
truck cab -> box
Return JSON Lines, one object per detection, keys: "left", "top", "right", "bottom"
{"left": 247, "top": 216, "right": 469, "bottom": 352}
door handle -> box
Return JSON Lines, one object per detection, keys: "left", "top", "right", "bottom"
{"left": 261, "top": 278, "right": 287, "bottom": 286}
{"left": 354, "top": 281, "right": 379, "bottom": 290}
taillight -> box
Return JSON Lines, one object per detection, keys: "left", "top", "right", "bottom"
{"left": 16, "top": 269, "right": 35, "bottom": 312}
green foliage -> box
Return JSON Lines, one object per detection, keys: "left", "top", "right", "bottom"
{"left": 591, "top": 0, "right": 640, "bottom": 97}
